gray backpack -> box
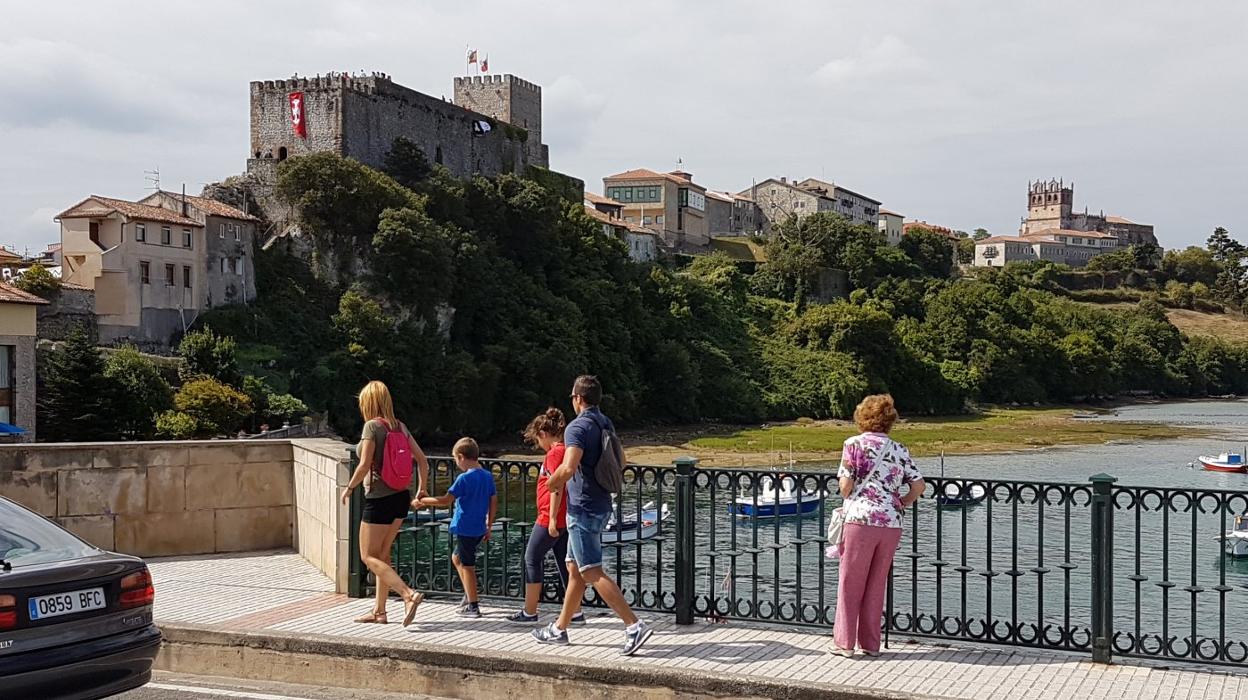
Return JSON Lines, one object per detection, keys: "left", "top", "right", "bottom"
{"left": 589, "top": 413, "right": 625, "bottom": 493}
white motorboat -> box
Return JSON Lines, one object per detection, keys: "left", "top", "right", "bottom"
{"left": 1218, "top": 514, "right": 1248, "bottom": 558}
{"left": 603, "top": 501, "right": 671, "bottom": 543}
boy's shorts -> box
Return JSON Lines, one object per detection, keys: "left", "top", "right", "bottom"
{"left": 454, "top": 534, "right": 484, "bottom": 567}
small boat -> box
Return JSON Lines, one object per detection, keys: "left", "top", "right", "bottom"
{"left": 934, "top": 452, "right": 987, "bottom": 508}
{"left": 1197, "top": 451, "right": 1247, "bottom": 473}
{"left": 603, "top": 501, "right": 671, "bottom": 543}
{"left": 730, "top": 475, "right": 824, "bottom": 518}
{"left": 1216, "top": 515, "right": 1248, "bottom": 558}
{"left": 408, "top": 507, "right": 452, "bottom": 522}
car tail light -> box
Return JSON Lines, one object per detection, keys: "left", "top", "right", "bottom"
{"left": 0, "top": 594, "right": 15, "bottom": 630}
{"left": 119, "top": 568, "right": 155, "bottom": 609}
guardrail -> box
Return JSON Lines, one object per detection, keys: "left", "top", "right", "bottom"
{"left": 345, "top": 450, "right": 1248, "bottom": 666}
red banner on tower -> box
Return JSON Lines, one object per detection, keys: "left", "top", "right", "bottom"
{"left": 289, "top": 92, "right": 306, "bottom": 138}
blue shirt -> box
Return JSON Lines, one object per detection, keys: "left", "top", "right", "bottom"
{"left": 448, "top": 467, "right": 496, "bottom": 537}
{"left": 564, "top": 407, "right": 614, "bottom": 516}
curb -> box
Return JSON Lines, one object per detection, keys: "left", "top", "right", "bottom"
{"left": 156, "top": 623, "right": 946, "bottom": 700}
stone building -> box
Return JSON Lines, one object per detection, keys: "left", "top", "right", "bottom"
{"left": 974, "top": 229, "right": 1119, "bottom": 268}
{"left": 56, "top": 193, "right": 257, "bottom": 348}
{"left": 1021, "top": 179, "right": 1157, "bottom": 246}
{"left": 247, "top": 72, "right": 548, "bottom": 188}
{"left": 603, "top": 169, "right": 710, "bottom": 251}
{"left": 0, "top": 283, "right": 46, "bottom": 440}
{"left": 583, "top": 192, "right": 658, "bottom": 263}
{"left": 706, "top": 191, "right": 760, "bottom": 236}
{"left": 745, "top": 177, "right": 883, "bottom": 233}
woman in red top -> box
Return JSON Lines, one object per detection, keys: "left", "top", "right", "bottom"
{"left": 507, "top": 408, "right": 586, "bottom": 624}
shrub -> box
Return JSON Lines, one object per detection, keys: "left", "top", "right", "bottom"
{"left": 155, "top": 411, "right": 198, "bottom": 439}
{"left": 15, "top": 263, "right": 60, "bottom": 299}
{"left": 103, "top": 346, "right": 173, "bottom": 439}
{"left": 266, "top": 393, "right": 309, "bottom": 423}
{"left": 178, "top": 326, "right": 243, "bottom": 386}
{"left": 173, "top": 378, "right": 252, "bottom": 436}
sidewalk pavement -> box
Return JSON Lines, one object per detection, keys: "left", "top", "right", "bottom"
{"left": 150, "top": 551, "right": 1248, "bottom": 700}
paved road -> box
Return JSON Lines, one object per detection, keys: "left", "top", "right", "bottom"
{"left": 119, "top": 672, "right": 451, "bottom": 700}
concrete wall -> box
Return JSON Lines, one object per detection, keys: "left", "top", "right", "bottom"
{"left": 0, "top": 441, "right": 294, "bottom": 558}
{"left": 291, "top": 438, "right": 353, "bottom": 593}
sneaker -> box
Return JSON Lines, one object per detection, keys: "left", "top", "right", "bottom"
{"left": 458, "top": 603, "right": 481, "bottom": 618}
{"left": 532, "top": 622, "right": 570, "bottom": 645}
{"left": 620, "top": 620, "right": 653, "bottom": 656}
{"left": 506, "top": 610, "right": 539, "bottom": 624}
{"left": 570, "top": 612, "right": 587, "bottom": 626}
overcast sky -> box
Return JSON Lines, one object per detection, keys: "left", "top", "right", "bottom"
{"left": 3, "top": 1, "right": 1245, "bottom": 254}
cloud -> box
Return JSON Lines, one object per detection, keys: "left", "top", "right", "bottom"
{"left": 814, "top": 35, "right": 927, "bottom": 85}
{"left": 542, "top": 75, "right": 608, "bottom": 154}
{"left": 0, "top": 38, "right": 204, "bottom": 133}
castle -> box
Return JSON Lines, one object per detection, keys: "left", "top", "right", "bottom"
{"left": 1020, "top": 179, "right": 1157, "bottom": 247}
{"left": 245, "top": 72, "right": 559, "bottom": 223}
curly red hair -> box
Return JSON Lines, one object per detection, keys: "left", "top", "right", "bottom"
{"left": 854, "top": 394, "right": 898, "bottom": 434}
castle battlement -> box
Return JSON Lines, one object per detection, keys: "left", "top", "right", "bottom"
{"left": 454, "top": 74, "right": 541, "bottom": 94}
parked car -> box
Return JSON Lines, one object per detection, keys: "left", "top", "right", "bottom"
{"left": 0, "top": 496, "right": 161, "bottom": 699}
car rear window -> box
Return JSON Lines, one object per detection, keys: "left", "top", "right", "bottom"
{"left": 0, "top": 499, "right": 98, "bottom": 567}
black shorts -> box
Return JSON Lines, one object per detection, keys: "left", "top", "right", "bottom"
{"left": 454, "top": 535, "right": 484, "bottom": 567}
{"left": 361, "top": 491, "right": 411, "bottom": 524}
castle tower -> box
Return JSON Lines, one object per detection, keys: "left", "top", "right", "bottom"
{"left": 1022, "top": 178, "right": 1074, "bottom": 234}
{"left": 453, "top": 74, "right": 547, "bottom": 167}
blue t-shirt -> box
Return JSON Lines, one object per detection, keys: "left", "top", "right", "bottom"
{"left": 564, "top": 407, "right": 614, "bottom": 516}
{"left": 448, "top": 467, "right": 496, "bottom": 537}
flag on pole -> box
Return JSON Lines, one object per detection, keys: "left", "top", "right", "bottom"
{"left": 466, "top": 48, "right": 478, "bottom": 65}
{"left": 481, "top": 54, "right": 489, "bottom": 72}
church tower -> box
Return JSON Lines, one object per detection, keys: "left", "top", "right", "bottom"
{"left": 1022, "top": 178, "right": 1073, "bottom": 234}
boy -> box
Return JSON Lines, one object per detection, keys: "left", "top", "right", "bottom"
{"left": 416, "top": 437, "right": 497, "bottom": 617}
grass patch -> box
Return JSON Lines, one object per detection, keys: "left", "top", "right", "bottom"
{"left": 685, "top": 407, "right": 1194, "bottom": 459}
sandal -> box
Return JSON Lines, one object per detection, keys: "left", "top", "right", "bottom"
{"left": 402, "top": 592, "right": 424, "bottom": 627}
{"left": 354, "top": 610, "right": 388, "bottom": 624}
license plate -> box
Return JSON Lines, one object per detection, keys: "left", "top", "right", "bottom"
{"left": 28, "top": 588, "right": 106, "bottom": 621}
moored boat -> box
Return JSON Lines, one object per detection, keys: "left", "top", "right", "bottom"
{"left": 730, "top": 475, "right": 824, "bottom": 518}
{"left": 1197, "top": 452, "right": 1247, "bottom": 473}
{"left": 602, "top": 501, "right": 671, "bottom": 543}
{"left": 1217, "top": 515, "right": 1248, "bottom": 558}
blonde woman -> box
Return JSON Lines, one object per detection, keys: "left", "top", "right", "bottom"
{"left": 341, "top": 380, "right": 431, "bottom": 626}
{"left": 832, "top": 394, "right": 925, "bottom": 657}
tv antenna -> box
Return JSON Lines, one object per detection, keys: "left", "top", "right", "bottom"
{"left": 144, "top": 168, "right": 161, "bottom": 191}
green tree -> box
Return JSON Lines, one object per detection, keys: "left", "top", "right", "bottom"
{"left": 103, "top": 346, "right": 173, "bottom": 439}
{"left": 972, "top": 228, "right": 990, "bottom": 241}
{"left": 15, "top": 263, "right": 60, "bottom": 299}
{"left": 178, "top": 326, "right": 242, "bottom": 386}
{"left": 1161, "top": 246, "right": 1221, "bottom": 285}
{"left": 956, "top": 238, "right": 976, "bottom": 266}
{"left": 381, "top": 136, "right": 432, "bottom": 189}
{"left": 155, "top": 411, "right": 198, "bottom": 439}
{"left": 1207, "top": 227, "right": 1244, "bottom": 264}
{"left": 36, "top": 326, "right": 120, "bottom": 441}
{"left": 1086, "top": 248, "right": 1135, "bottom": 273}
{"left": 173, "top": 378, "right": 252, "bottom": 436}
{"left": 1164, "top": 280, "right": 1194, "bottom": 309}
{"left": 900, "top": 226, "right": 955, "bottom": 278}
{"left": 266, "top": 393, "right": 309, "bottom": 423}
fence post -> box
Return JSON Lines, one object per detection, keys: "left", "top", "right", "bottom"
{"left": 346, "top": 446, "right": 365, "bottom": 598}
{"left": 1089, "top": 473, "right": 1117, "bottom": 664}
{"left": 674, "top": 456, "right": 698, "bottom": 625}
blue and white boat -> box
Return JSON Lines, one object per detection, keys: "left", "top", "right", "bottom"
{"left": 934, "top": 453, "right": 987, "bottom": 508}
{"left": 730, "top": 476, "right": 823, "bottom": 518}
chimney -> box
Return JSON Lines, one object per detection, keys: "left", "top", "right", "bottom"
{"left": 670, "top": 170, "right": 692, "bottom": 182}
{"left": 780, "top": 176, "right": 787, "bottom": 184}
{"left": 181, "top": 184, "right": 188, "bottom": 217}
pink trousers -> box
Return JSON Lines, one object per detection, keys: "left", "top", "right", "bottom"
{"left": 834, "top": 522, "right": 901, "bottom": 652}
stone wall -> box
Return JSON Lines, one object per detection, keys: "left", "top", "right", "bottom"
{"left": 0, "top": 441, "right": 294, "bottom": 557}
{"left": 291, "top": 438, "right": 353, "bottom": 592}
{"left": 36, "top": 287, "right": 96, "bottom": 341}
{"left": 0, "top": 334, "right": 36, "bottom": 441}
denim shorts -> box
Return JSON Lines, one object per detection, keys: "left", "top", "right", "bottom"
{"left": 566, "top": 509, "right": 610, "bottom": 573}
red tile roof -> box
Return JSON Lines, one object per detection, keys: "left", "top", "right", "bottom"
{"left": 152, "top": 191, "right": 259, "bottom": 221}
{"left": 604, "top": 168, "right": 705, "bottom": 189}
{"left": 1105, "top": 215, "right": 1138, "bottom": 225}
{"left": 0, "top": 282, "right": 49, "bottom": 305}
{"left": 1024, "top": 228, "right": 1117, "bottom": 240}
{"left": 583, "top": 191, "right": 622, "bottom": 207}
{"left": 57, "top": 196, "right": 201, "bottom": 227}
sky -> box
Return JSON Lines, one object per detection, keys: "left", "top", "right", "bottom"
{"left": 2, "top": 0, "right": 1245, "bottom": 254}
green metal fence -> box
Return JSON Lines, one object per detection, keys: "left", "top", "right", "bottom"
{"left": 344, "top": 448, "right": 1248, "bottom": 666}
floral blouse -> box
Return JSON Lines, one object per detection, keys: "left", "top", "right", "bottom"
{"left": 837, "top": 432, "right": 923, "bottom": 529}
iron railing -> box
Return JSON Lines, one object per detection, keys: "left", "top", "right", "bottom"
{"left": 343, "top": 448, "right": 1248, "bottom": 666}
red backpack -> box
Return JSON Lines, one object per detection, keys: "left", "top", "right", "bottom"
{"left": 377, "top": 419, "right": 413, "bottom": 490}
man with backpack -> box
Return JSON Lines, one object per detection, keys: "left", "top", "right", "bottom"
{"left": 532, "top": 375, "right": 653, "bottom": 656}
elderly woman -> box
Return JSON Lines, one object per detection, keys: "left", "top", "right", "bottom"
{"left": 832, "top": 394, "right": 925, "bottom": 657}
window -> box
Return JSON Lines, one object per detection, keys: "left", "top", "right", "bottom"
{"left": 89, "top": 222, "right": 100, "bottom": 245}
{"left": 655, "top": 215, "right": 664, "bottom": 225}
{"left": 233, "top": 224, "right": 241, "bottom": 241}
{"left": 165, "top": 263, "right": 175, "bottom": 286}
{"left": 135, "top": 223, "right": 146, "bottom": 242}
{"left": 139, "top": 261, "right": 150, "bottom": 284}
{"left": 161, "top": 226, "right": 171, "bottom": 245}
{"left": 183, "top": 228, "right": 192, "bottom": 248}
{"left": 0, "top": 345, "right": 13, "bottom": 424}
{"left": 183, "top": 265, "right": 192, "bottom": 289}
{"left": 220, "top": 258, "right": 228, "bottom": 273}
{"left": 643, "top": 216, "right": 652, "bottom": 225}
{"left": 219, "top": 223, "right": 226, "bottom": 239}
{"left": 234, "top": 257, "right": 244, "bottom": 275}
